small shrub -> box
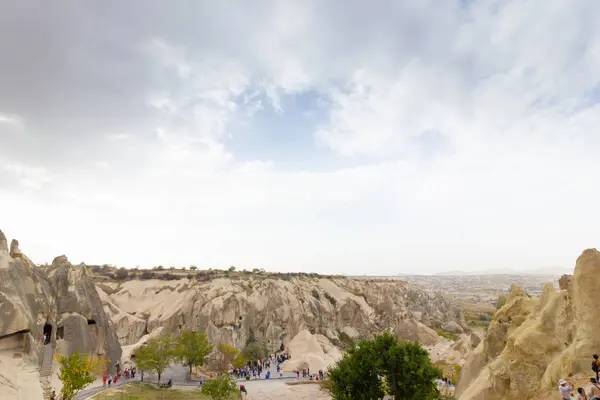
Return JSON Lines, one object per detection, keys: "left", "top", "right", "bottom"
{"left": 159, "top": 272, "right": 178, "bottom": 281}
{"left": 114, "top": 267, "right": 129, "bottom": 280}
{"left": 324, "top": 292, "right": 337, "bottom": 305}
{"left": 311, "top": 289, "right": 320, "bottom": 300}
{"left": 496, "top": 295, "right": 507, "bottom": 309}
{"left": 140, "top": 271, "right": 154, "bottom": 280}
{"left": 436, "top": 328, "right": 456, "bottom": 341}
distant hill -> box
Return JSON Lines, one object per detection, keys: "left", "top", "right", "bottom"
{"left": 431, "top": 266, "right": 572, "bottom": 276}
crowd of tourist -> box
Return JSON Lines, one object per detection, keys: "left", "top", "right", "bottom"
{"left": 558, "top": 354, "right": 600, "bottom": 399}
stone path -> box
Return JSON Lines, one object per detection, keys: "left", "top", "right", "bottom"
{"left": 75, "top": 359, "right": 339, "bottom": 399}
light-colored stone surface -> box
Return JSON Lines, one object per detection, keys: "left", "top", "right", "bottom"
{"left": 0, "top": 231, "right": 123, "bottom": 400}
{"left": 242, "top": 379, "right": 330, "bottom": 400}
{"left": 457, "top": 249, "right": 600, "bottom": 400}
{"left": 281, "top": 330, "right": 342, "bottom": 373}
{"left": 98, "top": 275, "right": 464, "bottom": 354}
{"left": 0, "top": 350, "right": 44, "bottom": 400}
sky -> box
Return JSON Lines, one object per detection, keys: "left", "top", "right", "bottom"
{"left": 1, "top": 0, "right": 599, "bottom": 275}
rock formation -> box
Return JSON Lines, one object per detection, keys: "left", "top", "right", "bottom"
{"left": 280, "top": 329, "right": 342, "bottom": 373}
{"left": 96, "top": 274, "right": 465, "bottom": 355}
{"left": 0, "top": 227, "right": 472, "bottom": 399}
{"left": 457, "top": 249, "right": 600, "bottom": 400}
{"left": 0, "top": 230, "right": 121, "bottom": 400}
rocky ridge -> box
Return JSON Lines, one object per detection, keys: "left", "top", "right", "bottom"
{"left": 457, "top": 248, "right": 600, "bottom": 400}
{"left": 96, "top": 271, "right": 466, "bottom": 355}
{"left": 0, "top": 230, "right": 121, "bottom": 400}
{"left": 0, "top": 229, "right": 473, "bottom": 399}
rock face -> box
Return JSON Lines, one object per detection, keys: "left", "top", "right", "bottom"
{"left": 0, "top": 230, "right": 122, "bottom": 400}
{"left": 97, "top": 275, "right": 465, "bottom": 354}
{"left": 46, "top": 256, "right": 121, "bottom": 366}
{"left": 280, "top": 329, "right": 342, "bottom": 373}
{"left": 457, "top": 249, "right": 600, "bottom": 400}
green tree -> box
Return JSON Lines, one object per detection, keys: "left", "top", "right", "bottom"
{"left": 135, "top": 333, "right": 175, "bottom": 384}
{"left": 214, "top": 344, "right": 240, "bottom": 372}
{"left": 323, "top": 331, "right": 442, "bottom": 400}
{"left": 232, "top": 353, "right": 248, "bottom": 369}
{"left": 173, "top": 331, "right": 213, "bottom": 378}
{"left": 496, "top": 295, "right": 507, "bottom": 309}
{"left": 242, "top": 342, "right": 266, "bottom": 361}
{"left": 202, "top": 374, "right": 238, "bottom": 400}
{"left": 55, "top": 352, "right": 107, "bottom": 400}
{"left": 325, "top": 340, "right": 385, "bottom": 400}
{"left": 228, "top": 266, "right": 236, "bottom": 272}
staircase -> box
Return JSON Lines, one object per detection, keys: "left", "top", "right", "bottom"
{"left": 39, "top": 343, "right": 54, "bottom": 400}
{"left": 40, "top": 343, "right": 54, "bottom": 377}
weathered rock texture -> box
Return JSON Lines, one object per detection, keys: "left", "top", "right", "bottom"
{"left": 457, "top": 249, "right": 600, "bottom": 400}
{"left": 97, "top": 275, "right": 465, "bottom": 354}
{"left": 0, "top": 230, "right": 121, "bottom": 400}
{"left": 280, "top": 329, "right": 342, "bottom": 373}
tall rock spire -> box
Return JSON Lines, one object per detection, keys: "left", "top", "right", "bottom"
{"left": 9, "top": 239, "right": 22, "bottom": 258}
{"left": 0, "top": 230, "right": 7, "bottom": 252}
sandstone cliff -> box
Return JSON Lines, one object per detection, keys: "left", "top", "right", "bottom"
{"left": 96, "top": 274, "right": 465, "bottom": 356}
{"left": 457, "top": 249, "right": 600, "bottom": 400}
{"left": 0, "top": 230, "right": 121, "bottom": 400}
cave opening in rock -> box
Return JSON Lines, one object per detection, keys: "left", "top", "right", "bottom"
{"left": 43, "top": 323, "right": 52, "bottom": 344}
{"left": 57, "top": 326, "right": 65, "bottom": 340}
{"left": 87, "top": 319, "right": 96, "bottom": 325}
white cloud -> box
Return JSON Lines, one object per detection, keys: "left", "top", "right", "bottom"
{"left": 1, "top": 0, "right": 599, "bottom": 274}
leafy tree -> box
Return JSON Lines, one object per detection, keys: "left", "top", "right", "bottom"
{"left": 496, "top": 295, "right": 507, "bottom": 309}
{"left": 135, "top": 333, "right": 175, "bottom": 384}
{"left": 232, "top": 353, "right": 248, "bottom": 369}
{"left": 242, "top": 342, "right": 266, "bottom": 361}
{"left": 202, "top": 374, "right": 238, "bottom": 400}
{"left": 323, "top": 331, "right": 442, "bottom": 400}
{"left": 213, "top": 344, "right": 239, "bottom": 372}
{"left": 190, "top": 265, "right": 198, "bottom": 270}
{"left": 228, "top": 266, "right": 236, "bottom": 272}
{"left": 377, "top": 333, "right": 441, "bottom": 399}
{"left": 173, "top": 331, "right": 213, "bottom": 378}
{"left": 55, "top": 352, "right": 106, "bottom": 400}
{"left": 324, "top": 340, "right": 385, "bottom": 400}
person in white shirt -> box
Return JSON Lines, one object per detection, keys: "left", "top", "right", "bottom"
{"left": 559, "top": 378, "right": 573, "bottom": 400}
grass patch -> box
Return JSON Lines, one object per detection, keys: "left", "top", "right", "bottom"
{"left": 91, "top": 383, "right": 240, "bottom": 400}
{"left": 435, "top": 328, "right": 457, "bottom": 341}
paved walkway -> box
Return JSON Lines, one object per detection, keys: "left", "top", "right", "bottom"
{"left": 74, "top": 360, "right": 318, "bottom": 399}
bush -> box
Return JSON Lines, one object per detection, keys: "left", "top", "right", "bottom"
{"left": 140, "top": 271, "right": 154, "bottom": 280}
{"left": 202, "top": 375, "right": 237, "bottom": 400}
{"left": 242, "top": 342, "right": 266, "bottom": 361}
{"left": 312, "top": 289, "right": 320, "bottom": 299}
{"left": 496, "top": 295, "right": 507, "bottom": 309}
{"left": 114, "top": 267, "right": 129, "bottom": 280}
{"left": 436, "top": 328, "right": 456, "bottom": 341}
{"left": 158, "top": 272, "right": 178, "bottom": 281}
{"left": 324, "top": 292, "right": 337, "bottom": 305}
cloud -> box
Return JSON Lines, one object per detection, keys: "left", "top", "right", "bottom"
{"left": 0, "top": 0, "right": 599, "bottom": 274}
